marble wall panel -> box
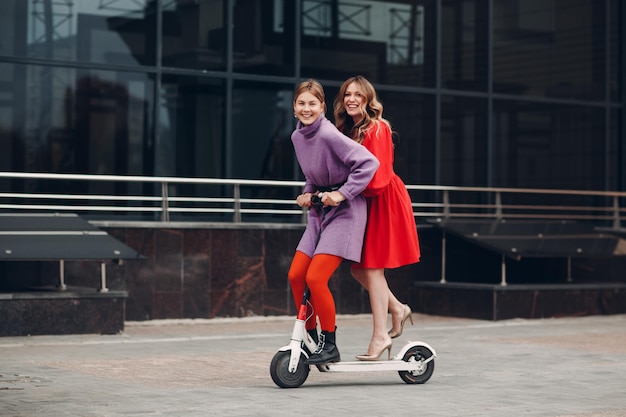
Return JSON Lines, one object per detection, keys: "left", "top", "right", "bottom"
{"left": 182, "top": 230, "right": 211, "bottom": 318}
{"left": 4, "top": 224, "right": 626, "bottom": 328}
{"left": 209, "top": 230, "right": 237, "bottom": 291}
{"left": 154, "top": 229, "right": 183, "bottom": 292}
{"left": 122, "top": 228, "right": 155, "bottom": 320}
{"left": 263, "top": 288, "right": 292, "bottom": 316}
{"left": 0, "top": 295, "right": 125, "bottom": 336}
{"left": 0, "top": 300, "right": 23, "bottom": 335}
{"left": 152, "top": 290, "right": 182, "bottom": 319}
{"left": 264, "top": 228, "right": 302, "bottom": 291}
{"left": 213, "top": 254, "right": 267, "bottom": 317}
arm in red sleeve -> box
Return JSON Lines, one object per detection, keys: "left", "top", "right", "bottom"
{"left": 363, "top": 121, "right": 394, "bottom": 197}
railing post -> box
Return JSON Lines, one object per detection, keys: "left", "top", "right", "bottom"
{"left": 440, "top": 231, "right": 447, "bottom": 283}
{"left": 233, "top": 184, "right": 241, "bottom": 223}
{"left": 58, "top": 259, "right": 66, "bottom": 290}
{"left": 495, "top": 191, "right": 502, "bottom": 219}
{"left": 99, "top": 262, "right": 109, "bottom": 293}
{"left": 161, "top": 181, "right": 170, "bottom": 222}
{"left": 613, "top": 196, "right": 621, "bottom": 229}
{"left": 443, "top": 190, "right": 450, "bottom": 218}
{"left": 567, "top": 257, "right": 572, "bottom": 283}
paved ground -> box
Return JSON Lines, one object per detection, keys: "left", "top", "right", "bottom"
{"left": 1, "top": 313, "right": 625, "bottom": 417}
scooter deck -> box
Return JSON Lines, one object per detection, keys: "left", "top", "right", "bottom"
{"left": 318, "top": 357, "right": 433, "bottom": 373}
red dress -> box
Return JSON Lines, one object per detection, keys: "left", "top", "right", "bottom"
{"left": 352, "top": 121, "right": 421, "bottom": 269}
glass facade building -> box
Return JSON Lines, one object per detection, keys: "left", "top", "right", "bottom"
{"left": 0, "top": 0, "right": 624, "bottom": 198}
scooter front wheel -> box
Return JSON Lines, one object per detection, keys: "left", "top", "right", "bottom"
{"left": 398, "top": 345, "right": 435, "bottom": 384}
{"left": 270, "top": 350, "right": 310, "bottom": 388}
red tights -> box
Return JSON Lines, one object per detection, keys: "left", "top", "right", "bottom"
{"left": 287, "top": 251, "right": 342, "bottom": 332}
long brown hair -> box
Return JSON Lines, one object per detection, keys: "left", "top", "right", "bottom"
{"left": 333, "top": 75, "right": 390, "bottom": 144}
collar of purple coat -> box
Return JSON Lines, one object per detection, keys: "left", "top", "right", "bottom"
{"left": 296, "top": 114, "right": 325, "bottom": 139}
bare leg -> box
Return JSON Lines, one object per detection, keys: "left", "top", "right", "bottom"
{"left": 388, "top": 289, "right": 409, "bottom": 335}
{"left": 352, "top": 268, "right": 392, "bottom": 355}
{"left": 353, "top": 268, "right": 407, "bottom": 337}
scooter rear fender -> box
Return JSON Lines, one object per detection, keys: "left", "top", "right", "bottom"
{"left": 393, "top": 340, "right": 437, "bottom": 362}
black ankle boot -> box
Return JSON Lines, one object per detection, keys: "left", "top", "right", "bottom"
{"left": 303, "top": 329, "right": 318, "bottom": 355}
{"left": 305, "top": 329, "right": 340, "bottom": 365}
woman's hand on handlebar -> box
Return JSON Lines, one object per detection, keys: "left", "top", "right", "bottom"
{"left": 320, "top": 191, "right": 345, "bottom": 207}
{"left": 298, "top": 190, "right": 345, "bottom": 208}
{"left": 296, "top": 192, "right": 314, "bottom": 208}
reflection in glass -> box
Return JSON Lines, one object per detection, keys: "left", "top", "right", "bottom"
{"left": 493, "top": 0, "right": 606, "bottom": 100}
{"left": 608, "top": 109, "right": 618, "bottom": 190}
{"left": 0, "top": 63, "right": 15, "bottom": 173}
{"left": 1, "top": 0, "right": 156, "bottom": 66}
{"left": 1, "top": 63, "right": 152, "bottom": 175}
{"left": 230, "top": 80, "right": 300, "bottom": 221}
{"left": 158, "top": 75, "right": 225, "bottom": 179}
{"left": 231, "top": 80, "right": 295, "bottom": 181}
{"left": 609, "top": 0, "right": 620, "bottom": 102}
{"left": 440, "top": 95, "right": 487, "bottom": 186}
{"left": 156, "top": 75, "right": 227, "bottom": 221}
{"left": 161, "top": 0, "right": 225, "bottom": 71}
{"left": 0, "top": 0, "right": 620, "bottom": 201}
{"left": 441, "top": 0, "right": 488, "bottom": 91}
{"left": 299, "top": 0, "right": 435, "bottom": 86}
{"left": 0, "top": 62, "right": 154, "bottom": 213}
{"left": 233, "top": 0, "right": 294, "bottom": 75}
{"left": 378, "top": 91, "right": 436, "bottom": 185}
{"left": 492, "top": 100, "right": 606, "bottom": 190}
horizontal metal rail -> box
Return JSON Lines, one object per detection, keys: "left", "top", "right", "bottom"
{"left": 0, "top": 172, "right": 624, "bottom": 228}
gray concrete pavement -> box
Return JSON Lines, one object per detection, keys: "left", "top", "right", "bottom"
{"left": 1, "top": 313, "right": 625, "bottom": 417}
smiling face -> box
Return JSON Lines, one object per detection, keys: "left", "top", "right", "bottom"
{"left": 293, "top": 91, "right": 324, "bottom": 126}
{"left": 343, "top": 82, "right": 366, "bottom": 123}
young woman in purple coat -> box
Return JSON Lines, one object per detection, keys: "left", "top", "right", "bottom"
{"left": 287, "top": 79, "right": 379, "bottom": 365}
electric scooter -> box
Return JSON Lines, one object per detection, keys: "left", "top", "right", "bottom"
{"left": 270, "top": 287, "right": 436, "bottom": 388}
{"left": 270, "top": 192, "right": 436, "bottom": 388}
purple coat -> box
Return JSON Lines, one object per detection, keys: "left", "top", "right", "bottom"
{"left": 291, "top": 115, "right": 379, "bottom": 262}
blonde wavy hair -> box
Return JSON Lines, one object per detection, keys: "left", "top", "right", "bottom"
{"left": 333, "top": 75, "right": 390, "bottom": 144}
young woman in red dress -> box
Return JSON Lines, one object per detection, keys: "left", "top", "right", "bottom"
{"left": 334, "top": 75, "right": 421, "bottom": 361}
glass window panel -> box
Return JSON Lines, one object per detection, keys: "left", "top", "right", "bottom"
{"left": 161, "top": 0, "right": 225, "bottom": 71}
{"left": 315, "top": 83, "right": 435, "bottom": 185}
{"left": 232, "top": 0, "right": 294, "bottom": 76}
{"left": 231, "top": 80, "right": 296, "bottom": 181}
{"left": 318, "top": 84, "right": 435, "bottom": 185}
{"left": 299, "top": 0, "right": 436, "bottom": 87}
{"left": 0, "top": 0, "right": 156, "bottom": 66}
{"left": 375, "top": 91, "right": 436, "bottom": 185}
{"left": 0, "top": 62, "right": 154, "bottom": 176}
{"left": 440, "top": 96, "right": 488, "bottom": 186}
{"left": 441, "top": 0, "right": 488, "bottom": 91}
{"left": 0, "top": 62, "right": 154, "bottom": 219}
{"left": 608, "top": 109, "right": 618, "bottom": 190}
{"left": 493, "top": 0, "right": 606, "bottom": 100}
{"left": 0, "top": 63, "right": 15, "bottom": 172}
{"left": 157, "top": 75, "right": 227, "bottom": 222}
{"left": 158, "top": 75, "right": 225, "bottom": 179}
{"left": 230, "top": 80, "right": 300, "bottom": 222}
{"left": 609, "top": 0, "right": 620, "bottom": 103}
{"left": 492, "top": 100, "right": 606, "bottom": 190}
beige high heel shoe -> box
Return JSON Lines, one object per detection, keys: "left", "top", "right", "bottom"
{"left": 355, "top": 339, "right": 393, "bottom": 361}
{"left": 388, "top": 304, "right": 413, "bottom": 339}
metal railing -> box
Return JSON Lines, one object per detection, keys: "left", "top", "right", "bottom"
{"left": 0, "top": 172, "right": 624, "bottom": 228}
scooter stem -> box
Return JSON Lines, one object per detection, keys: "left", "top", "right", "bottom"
{"left": 288, "top": 318, "right": 306, "bottom": 372}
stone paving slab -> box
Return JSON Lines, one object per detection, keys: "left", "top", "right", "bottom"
{"left": 1, "top": 314, "right": 625, "bottom": 417}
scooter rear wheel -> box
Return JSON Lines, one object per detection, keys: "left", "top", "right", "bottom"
{"left": 270, "top": 350, "right": 310, "bottom": 388}
{"left": 398, "top": 345, "right": 435, "bottom": 384}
